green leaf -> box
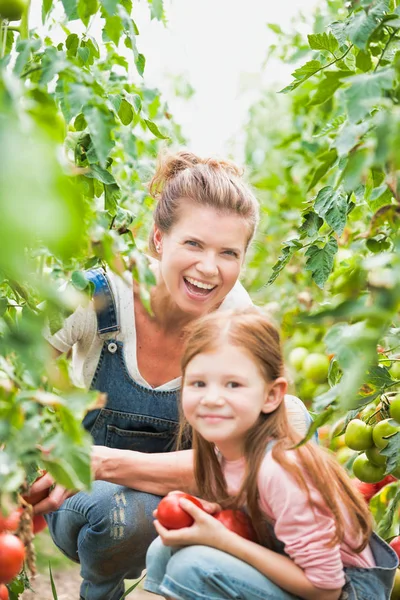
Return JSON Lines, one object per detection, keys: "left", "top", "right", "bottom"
{"left": 78, "top": 0, "right": 98, "bottom": 26}
{"left": 71, "top": 270, "right": 89, "bottom": 291}
{"left": 100, "top": 0, "right": 119, "bottom": 15}
{"left": 103, "top": 14, "right": 123, "bottom": 45}
{"left": 356, "top": 50, "right": 373, "bottom": 71}
{"left": 42, "top": 0, "right": 53, "bottom": 22}
{"left": 299, "top": 212, "right": 324, "bottom": 237}
{"left": 267, "top": 23, "right": 283, "bottom": 34}
{"left": 280, "top": 60, "right": 322, "bottom": 93}
{"left": 346, "top": 0, "right": 390, "bottom": 50}
{"left": 309, "top": 70, "right": 354, "bottom": 107}
{"left": 149, "top": 0, "right": 164, "bottom": 20}
{"left": 49, "top": 564, "right": 59, "bottom": 600}
{"left": 118, "top": 99, "right": 133, "bottom": 125}
{"left": 292, "top": 407, "right": 335, "bottom": 448}
{"left": 305, "top": 237, "right": 338, "bottom": 288}
{"left": 307, "top": 149, "right": 338, "bottom": 190}
{"left": 41, "top": 457, "right": 84, "bottom": 490}
{"left": 345, "top": 68, "right": 396, "bottom": 123}
{"left": 265, "top": 239, "right": 303, "bottom": 286}
{"left": 341, "top": 149, "right": 370, "bottom": 193}
{"left": 143, "top": 119, "right": 169, "bottom": 139}
{"left": 314, "top": 186, "right": 348, "bottom": 235}
{"left": 87, "top": 164, "right": 116, "bottom": 185}
{"left": 367, "top": 364, "right": 392, "bottom": 387}
{"left": 61, "top": 0, "right": 79, "bottom": 20}
{"left": 335, "top": 121, "right": 369, "bottom": 156}
{"left": 83, "top": 105, "right": 115, "bottom": 168}
{"left": 381, "top": 432, "right": 400, "bottom": 473}
{"left": 136, "top": 53, "right": 146, "bottom": 77}
{"left": 376, "top": 488, "right": 400, "bottom": 539}
{"left": 308, "top": 32, "right": 339, "bottom": 54}
{"left": 104, "top": 183, "right": 121, "bottom": 215}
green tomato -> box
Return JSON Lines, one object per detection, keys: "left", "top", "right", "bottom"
{"left": 372, "top": 419, "right": 400, "bottom": 449}
{"left": 365, "top": 445, "right": 387, "bottom": 467}
{"left": 358, "top": 402, "right": 377, "bottom": 421}
{"left": 390, "top": 395, "right": 400, "bottom": 424}
{"left": 352, "top": 454, "right": 386, "bottom": 483}
{"left": 288, "top": 347, "right": 308, "bottom": 371}
{"left": 302, "top": 353, "right": 330, "bottom": 384}
{"left": 390, "top": 362, "right": 400, "bottom": 381}
{"left": 344, "top": 419, "right": 373, "bottom": 451}
{"left": 0, "top": 0, "right": 27, "bottom": 20}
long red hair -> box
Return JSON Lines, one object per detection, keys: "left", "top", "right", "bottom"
{"left": 177, "top": 308, "right": 372, "bottom": 551}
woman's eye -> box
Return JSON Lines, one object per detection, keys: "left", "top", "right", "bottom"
{"left": 227, "top": 381, "right": 240, "bottom": 388}
{"left": 223, "top": 250, "right": 239, "bottom": 258}
{"left": 192, "top": 381, "right": 205, "bottom": 387}
{"left": 185, "top": 240, "right": 199, "bottom": 247}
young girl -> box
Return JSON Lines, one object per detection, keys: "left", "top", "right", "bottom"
{"left": 145, "top": 309, "right": 398, "bottom": 600}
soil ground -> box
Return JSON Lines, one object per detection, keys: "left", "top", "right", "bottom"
{"left": 20, "top": 531, "right": 162, "bottom": 600}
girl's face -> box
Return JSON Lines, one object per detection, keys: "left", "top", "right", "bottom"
{"left": 154, "top": 203, "right": 249, "bottom": 316}
{"left": 182, "top": 343, "right": 285, "bottom": 461}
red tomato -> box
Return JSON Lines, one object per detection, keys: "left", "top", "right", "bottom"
{"left": 214, "top": 509, "right": 256, "bottom": 541}
{"left": 353, "top": 479, "right": 378, "bottom": 503}
{"left": 375, "top": 474, "right": 397, "bottom": 492}
{"left": 157, "top": 492, "right": 204, "bottom": 530}
{"left": 0, "top": 508, "right": 23, "bottom": 534}
{"left": 0, "top": 533, "right": 25, "bottom": 584}
{"left": 390, "top": 537, "right": 400, "bottom": 560}
{"left": 0, "top": 584, "right": 8, "bottom": 600}
{"left": 33, "top": 515, "right": 47, "bottom": 534}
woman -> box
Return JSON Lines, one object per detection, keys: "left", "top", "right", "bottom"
{"left": 31, "top": 151, "right": 314, "bottom": 600}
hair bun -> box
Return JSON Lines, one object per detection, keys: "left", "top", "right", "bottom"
{"left": 149, "top": 150, "right": 243, "bottom": 197}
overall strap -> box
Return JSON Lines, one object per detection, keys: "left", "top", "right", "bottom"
{"left": 85, "top": 268, "right": 120, "bottom": 335}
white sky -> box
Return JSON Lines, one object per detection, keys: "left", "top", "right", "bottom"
{"left": 136, "top": 0, "right": 320, "bottom": 158}
{"left": 30, "top": 0, "right": 320, "bottom": 159}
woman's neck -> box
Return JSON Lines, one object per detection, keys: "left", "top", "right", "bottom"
{"left": 150, "top": 282, "right": 196, "bottom": 333}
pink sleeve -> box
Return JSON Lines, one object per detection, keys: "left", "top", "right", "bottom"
{"left": 258, "top": 453, "right": 346, "bottom": 590}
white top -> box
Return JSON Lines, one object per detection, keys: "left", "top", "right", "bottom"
{"left": 45, "top": 269, "right": 312, "bottom": 435}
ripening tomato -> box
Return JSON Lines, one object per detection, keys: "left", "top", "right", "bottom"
{"left": 0, "top": 533, "right": 25, "bottom": 584}
{"left": 0, "top": 584, "right": 8, "bottom": 600}
{"left": 372, "top": 419, "right": 400, "bottom": 449}
{"left": 375, "top": 474, "right": 397, "bottom": 491}
{"left": 0, "top": 508, "right": 22, "bottom": 534}
{"left": 33, "top": 515, "right": 47, "bottom": 534}
{"left": 157, "top": 492, "right": 204, "bottom": 530}
{"left": 345, "top": 419, "right": 373, "bottom": 451}
{"left": 214, "top": 510, "right": 256, "bottom": 541}
{"left": 390, "top": 537, "right": 400, "bottom": 560}
{"left": 352, "top": 454, "right": 386, "bottom": 484}
{"left": 353, "top": 479, "right": 378, "bottom": 503}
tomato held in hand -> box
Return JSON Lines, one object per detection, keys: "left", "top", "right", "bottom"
{"left": 0, "top": 533, "right": 25, "bottom": 584}
{"left": 214, "top": 509, "right": 256, "bottom": 542}
{"left": 157, "top": 492, "right": 204, "bottom": 530}
{"left": 390, "top": 536, "right": 400, "bottom": 560}
{"left": 0, "top": 584, "right": 8, "bottom": 600}
{"left": 33, "top": 515, "right": 47, "bottom": 534}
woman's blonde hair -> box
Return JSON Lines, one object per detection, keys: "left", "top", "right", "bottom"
{"left": 148, "top": 150, "right": 259, "bottom": 256}
{"left": 178, "top": 308, "right": 372, "bottom": 551}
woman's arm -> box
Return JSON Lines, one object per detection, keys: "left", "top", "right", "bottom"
{"left": 91, "top": 446, "right": 196, "bottom": 495}
{"left": 155, "top": 499, "right": 342, "bottom": 600}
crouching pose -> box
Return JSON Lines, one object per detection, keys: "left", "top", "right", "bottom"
{"left": 145, "top": 309, "right": 398, "bottom": 600}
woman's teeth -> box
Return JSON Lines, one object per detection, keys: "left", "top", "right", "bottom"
{"left": 185, "top": 277, "right": 215, "bottom": 290}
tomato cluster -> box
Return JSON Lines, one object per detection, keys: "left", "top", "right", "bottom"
{"left": 157, "top": 492, "right": 256, "bottom": 541}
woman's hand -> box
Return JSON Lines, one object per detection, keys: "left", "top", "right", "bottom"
{"left": 27, "top": 472, "right": 76, "bottom": 515}
{"left": 154, "top": 497, "right": 231, "bottom": 549}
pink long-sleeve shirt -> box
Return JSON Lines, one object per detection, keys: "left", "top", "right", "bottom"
{"left": 222, "top": 451, "right": 375, "bottom": 590}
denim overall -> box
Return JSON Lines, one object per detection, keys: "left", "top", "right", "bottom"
{"left": 145, "top": 445, "right": 399, "bottom": 600}
{"left": 46, "top": 268, "right": 182, "bottom": 600}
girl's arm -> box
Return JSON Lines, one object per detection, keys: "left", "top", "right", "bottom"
{"left": 155, "top": 499, "right": 342, "bottom": 600}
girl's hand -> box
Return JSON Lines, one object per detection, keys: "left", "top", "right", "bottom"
{"left": 154, "top": 497, "right": 231, "bottom": 549}
{"left": 152, "top": 491, "right": 221, "bottom": 521}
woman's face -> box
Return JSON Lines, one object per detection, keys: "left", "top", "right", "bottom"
{"left": 154, "top": 203, "right": 249, "bottom": 316}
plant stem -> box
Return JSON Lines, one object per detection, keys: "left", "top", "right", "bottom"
{"left": 374, "top": 29, "right": 397, "bottom": 72}
{"left": 19, "top": 0, "right": 31, "bottom": 40}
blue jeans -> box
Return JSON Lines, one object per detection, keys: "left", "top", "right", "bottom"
{"left": 144, "top": 532, "right": 398, "bottom": 600}
{"left": 47, "top": 481, "right": 161, "bottom": 600}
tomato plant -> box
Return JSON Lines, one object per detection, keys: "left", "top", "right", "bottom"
{"left": 0, "top": 0, "right": 27, "bottom": 21}
{"left": 0, "top": 533, "right": 25, "bottom": 584}
{"left": 157, "top": 492, "right": 204, "bottom": 530}
{"left": 344, "top": 419, "right": 373, "bottom": 451}
{"left": 214, "top": 510, "right": 256, "bottom": 541}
